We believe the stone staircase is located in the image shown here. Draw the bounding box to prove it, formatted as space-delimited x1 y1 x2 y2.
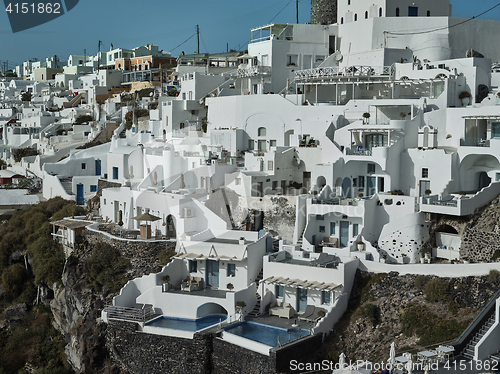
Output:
59 177 73 195
247 269 264 317
462 314 496 359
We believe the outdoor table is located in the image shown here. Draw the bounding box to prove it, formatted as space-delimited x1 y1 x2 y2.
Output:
395 356 408 363
417 350 437 364
436 346 454 361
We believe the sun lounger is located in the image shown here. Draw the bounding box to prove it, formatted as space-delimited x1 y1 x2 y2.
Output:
301 307 326 323
298 305 315 321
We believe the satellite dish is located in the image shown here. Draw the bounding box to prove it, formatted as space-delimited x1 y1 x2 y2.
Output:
333 51 344 65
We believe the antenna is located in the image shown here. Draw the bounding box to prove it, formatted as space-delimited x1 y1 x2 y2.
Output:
296 0 299 23
196 25 200 54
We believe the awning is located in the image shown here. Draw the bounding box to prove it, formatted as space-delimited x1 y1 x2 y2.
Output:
263 276 342 291
51 219 92 230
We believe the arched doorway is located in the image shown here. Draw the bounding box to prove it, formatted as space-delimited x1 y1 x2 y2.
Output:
342 177 352 198
316 176 326 191
166 214 176 238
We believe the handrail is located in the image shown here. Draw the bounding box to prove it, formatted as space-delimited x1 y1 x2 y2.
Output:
105 304 154 322
452 288 500 355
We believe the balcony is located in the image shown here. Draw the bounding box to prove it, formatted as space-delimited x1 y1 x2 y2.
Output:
233 66 271 78
295 65 394 82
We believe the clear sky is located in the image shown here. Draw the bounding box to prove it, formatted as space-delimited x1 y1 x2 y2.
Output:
1 0 500 70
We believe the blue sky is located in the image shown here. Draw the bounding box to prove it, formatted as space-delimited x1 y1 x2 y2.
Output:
1 0 500 70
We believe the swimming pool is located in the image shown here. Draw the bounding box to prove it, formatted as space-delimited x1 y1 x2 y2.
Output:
224 322 309 347
145 314 227 332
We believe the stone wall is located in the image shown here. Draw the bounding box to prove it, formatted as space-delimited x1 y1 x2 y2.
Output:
104 320 322 374
460 229 500 262
106 321 213 373
311 0 337 25
85 229 174 278
212 338 273 373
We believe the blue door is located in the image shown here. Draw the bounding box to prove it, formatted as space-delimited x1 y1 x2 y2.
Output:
340 221 349 248
408 6 418 16
297 288 308 313
95 160 101 175
76 184 84 205
206 260 219 288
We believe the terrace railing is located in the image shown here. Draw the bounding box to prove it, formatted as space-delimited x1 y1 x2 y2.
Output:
295 65 393 81
105 304 154 322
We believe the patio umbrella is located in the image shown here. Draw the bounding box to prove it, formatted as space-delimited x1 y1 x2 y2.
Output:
132 212 161 222
339 352 346 368
388 342 396 366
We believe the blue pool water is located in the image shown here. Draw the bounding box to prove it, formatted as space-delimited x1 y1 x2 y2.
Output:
225 322 309 347
145 314 227 332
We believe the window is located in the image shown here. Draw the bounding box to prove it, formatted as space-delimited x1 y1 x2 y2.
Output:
422 168 429 178
492 123 500 138
287 54 298 67
348 0 350 4
235 178 241 185
248 139 254 150
330 222 335 235
322 291 331 305
268 161 273 170
275 285 284 298
352 223 359 237
270 140 277 147
81 163 86 170
227 263 236 277
90 185 97 192
353 178 357 187
180 122 185 129
359 176 365 188
317 215 324 220
272 181 278 190
189 260 197 273
354 13 357 21
379 7 382 17
341 17 344 24
378 177 385 192
258 127 266 137
427 10 430 16
367 163 375 174
396 7 400 16
365 11 368 19
113 167 118 180
103 199 106 205
319 226 325 233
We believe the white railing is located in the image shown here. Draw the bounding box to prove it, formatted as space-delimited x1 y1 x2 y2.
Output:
232 66 272 78
104 304 154 322
295 65 394 81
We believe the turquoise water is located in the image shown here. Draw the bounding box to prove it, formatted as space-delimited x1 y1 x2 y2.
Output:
225 322 309 347
145 314 227 331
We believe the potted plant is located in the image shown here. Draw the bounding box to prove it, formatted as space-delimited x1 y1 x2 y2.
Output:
317 310 326 319
400 112 407 120
227 283 234 292
362 112 370 124
357 241 364 251
358 192 364 198
424 189 432 204
459 91 471 106
162 275 170 292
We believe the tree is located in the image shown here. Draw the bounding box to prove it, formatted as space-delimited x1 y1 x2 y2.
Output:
1 263 26 298
21 92 32 102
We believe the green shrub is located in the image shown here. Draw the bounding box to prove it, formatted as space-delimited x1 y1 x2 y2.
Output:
361 303 379 323
488 269 500 283
12 147 38 162
83 243 131 292
73 115 92 125
424 278 450 302
51 203 85 221
1 264 26 298
400 303 472 346
158 248 176 265
414 275 429 290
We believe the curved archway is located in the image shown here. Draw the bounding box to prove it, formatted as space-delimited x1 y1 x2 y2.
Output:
166 214 176 238
396 7 400 16
459 154 499 192
317 176 326 191
436 224 458 234
342 177 352 198
196 303 228 318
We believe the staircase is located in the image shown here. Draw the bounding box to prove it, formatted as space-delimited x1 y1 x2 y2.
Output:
59 177 73 195
247 269 264 317
462 314 496 359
